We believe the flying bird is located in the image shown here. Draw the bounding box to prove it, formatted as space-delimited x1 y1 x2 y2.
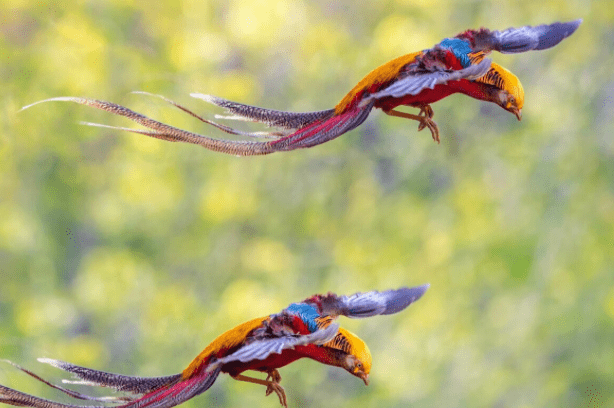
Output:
22 20 581 155
0 285 428 408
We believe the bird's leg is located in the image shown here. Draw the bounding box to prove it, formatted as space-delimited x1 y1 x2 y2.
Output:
420 105 434 118
232 374 287 408
265 369 282 396
384 108 440 144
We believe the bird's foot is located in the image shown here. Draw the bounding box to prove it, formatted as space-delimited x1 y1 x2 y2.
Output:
418 116 440 144
263 370 285 406
231 373 288 408
265 369 282 394
383 107 440 143
417 105 434 131
266 382 287 408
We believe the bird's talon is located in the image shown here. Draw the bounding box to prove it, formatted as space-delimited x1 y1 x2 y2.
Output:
431 125 441 144
422 118 440 143
265 383 287 408
263 370 284 405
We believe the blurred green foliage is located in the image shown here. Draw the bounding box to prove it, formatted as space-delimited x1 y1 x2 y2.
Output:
1 0 613 407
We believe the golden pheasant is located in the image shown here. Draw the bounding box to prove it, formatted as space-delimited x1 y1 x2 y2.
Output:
22 20 580 154
0 285 428 408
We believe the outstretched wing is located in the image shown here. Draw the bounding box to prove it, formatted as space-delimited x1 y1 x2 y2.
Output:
317 284 429 318
208 323 339 370
366 58 491 101
468 20 582 54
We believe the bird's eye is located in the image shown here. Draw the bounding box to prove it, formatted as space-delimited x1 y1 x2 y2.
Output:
509 96 516 104
357 362 362 368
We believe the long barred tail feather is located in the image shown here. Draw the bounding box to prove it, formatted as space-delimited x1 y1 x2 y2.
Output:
0 360 221 408
190 93 335 130
1 361 130 403
118 368 220 408
131 92 286 139
36 359 182 395
269 101 374 150
20 94 373 156
21 97 277 156
0 384 90 408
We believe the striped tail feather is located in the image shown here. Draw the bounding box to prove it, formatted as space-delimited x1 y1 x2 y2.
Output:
2 360 135 403
190 93 335 130
116 368 221 408
37 359 182 395
20 94 373 156
268 101 374 150
1 384 88 408
0 360 221 408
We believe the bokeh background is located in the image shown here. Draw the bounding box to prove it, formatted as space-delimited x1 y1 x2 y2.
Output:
1 1 613 407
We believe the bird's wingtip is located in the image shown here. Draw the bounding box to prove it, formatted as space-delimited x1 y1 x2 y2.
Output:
396 284 429 304
569 19 583 33
375 284 430 316
565 19 583 32
411 283 430 298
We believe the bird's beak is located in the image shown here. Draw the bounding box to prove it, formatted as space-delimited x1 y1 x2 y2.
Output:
513 108 522 121
359 373 369 386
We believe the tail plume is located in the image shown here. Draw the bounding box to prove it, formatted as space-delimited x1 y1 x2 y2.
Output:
37 359 181 395
20 93 374 156
116 368 220 408
1 384 84 408
0 360 220 408
191 94 335 130
270 101 373 150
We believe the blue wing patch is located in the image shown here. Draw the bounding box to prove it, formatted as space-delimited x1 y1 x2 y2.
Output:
438 38 473 68
285 303 320 332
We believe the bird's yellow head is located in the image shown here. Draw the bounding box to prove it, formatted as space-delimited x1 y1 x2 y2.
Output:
336 327 372 385
490 62 524 121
